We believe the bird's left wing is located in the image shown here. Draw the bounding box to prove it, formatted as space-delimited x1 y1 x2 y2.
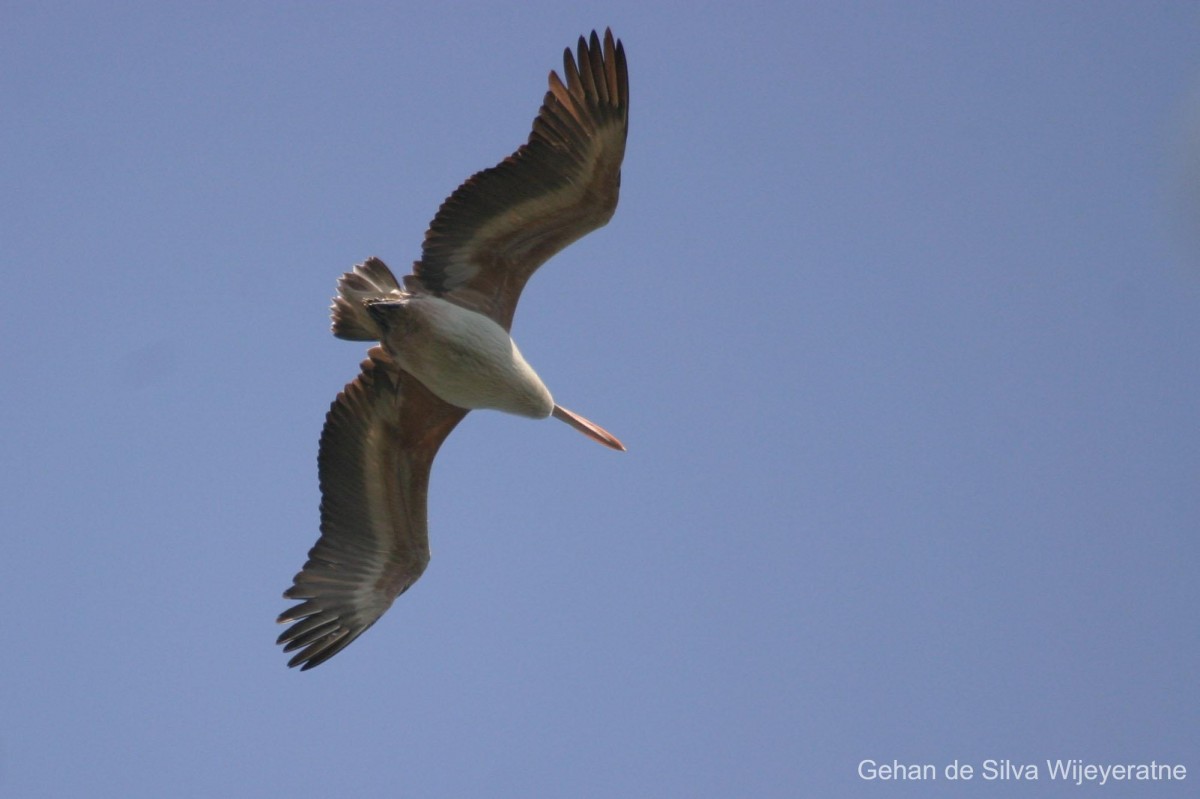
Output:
277 348 467 670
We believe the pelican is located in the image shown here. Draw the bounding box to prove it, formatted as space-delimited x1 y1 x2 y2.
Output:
277 30 629 669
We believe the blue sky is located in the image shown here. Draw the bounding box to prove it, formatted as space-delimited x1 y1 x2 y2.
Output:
3 3 1197 796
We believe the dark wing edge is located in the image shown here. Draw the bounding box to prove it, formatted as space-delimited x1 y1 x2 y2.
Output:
410 29 629 328
276 348 467 670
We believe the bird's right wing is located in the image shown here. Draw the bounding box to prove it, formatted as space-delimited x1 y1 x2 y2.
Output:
277 347 467 670
407 29 629 329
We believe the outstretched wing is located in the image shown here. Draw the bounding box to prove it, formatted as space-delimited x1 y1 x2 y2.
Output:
407 29 629 329
277 348 467 670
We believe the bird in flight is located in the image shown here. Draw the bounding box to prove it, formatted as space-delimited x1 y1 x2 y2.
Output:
277 29 630 670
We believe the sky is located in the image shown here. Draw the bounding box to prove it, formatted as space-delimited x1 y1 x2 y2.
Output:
2 2 1198 797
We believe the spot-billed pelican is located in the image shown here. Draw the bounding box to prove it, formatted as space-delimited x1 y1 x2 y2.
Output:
277 29 629 670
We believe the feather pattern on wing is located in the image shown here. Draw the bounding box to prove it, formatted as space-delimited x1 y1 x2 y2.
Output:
406 29 629 328
277 348 467 670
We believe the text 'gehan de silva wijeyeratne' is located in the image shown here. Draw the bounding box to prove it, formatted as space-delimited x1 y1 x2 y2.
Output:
857 758 1186 786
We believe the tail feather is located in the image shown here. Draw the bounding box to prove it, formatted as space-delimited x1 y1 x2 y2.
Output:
331 257 404 341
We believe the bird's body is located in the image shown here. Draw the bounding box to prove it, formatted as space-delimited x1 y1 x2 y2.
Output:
370 294 554 419
277 29 630 669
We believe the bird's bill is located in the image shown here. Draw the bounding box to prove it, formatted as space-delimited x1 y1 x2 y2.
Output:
552 405 626 451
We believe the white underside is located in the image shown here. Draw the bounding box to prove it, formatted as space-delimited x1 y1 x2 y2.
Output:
383 295 554 418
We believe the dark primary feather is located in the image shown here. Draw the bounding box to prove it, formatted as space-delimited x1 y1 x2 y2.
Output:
277 349 466 670
407 29 629 328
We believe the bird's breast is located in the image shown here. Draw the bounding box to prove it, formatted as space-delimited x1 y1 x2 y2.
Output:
382 296 554 418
